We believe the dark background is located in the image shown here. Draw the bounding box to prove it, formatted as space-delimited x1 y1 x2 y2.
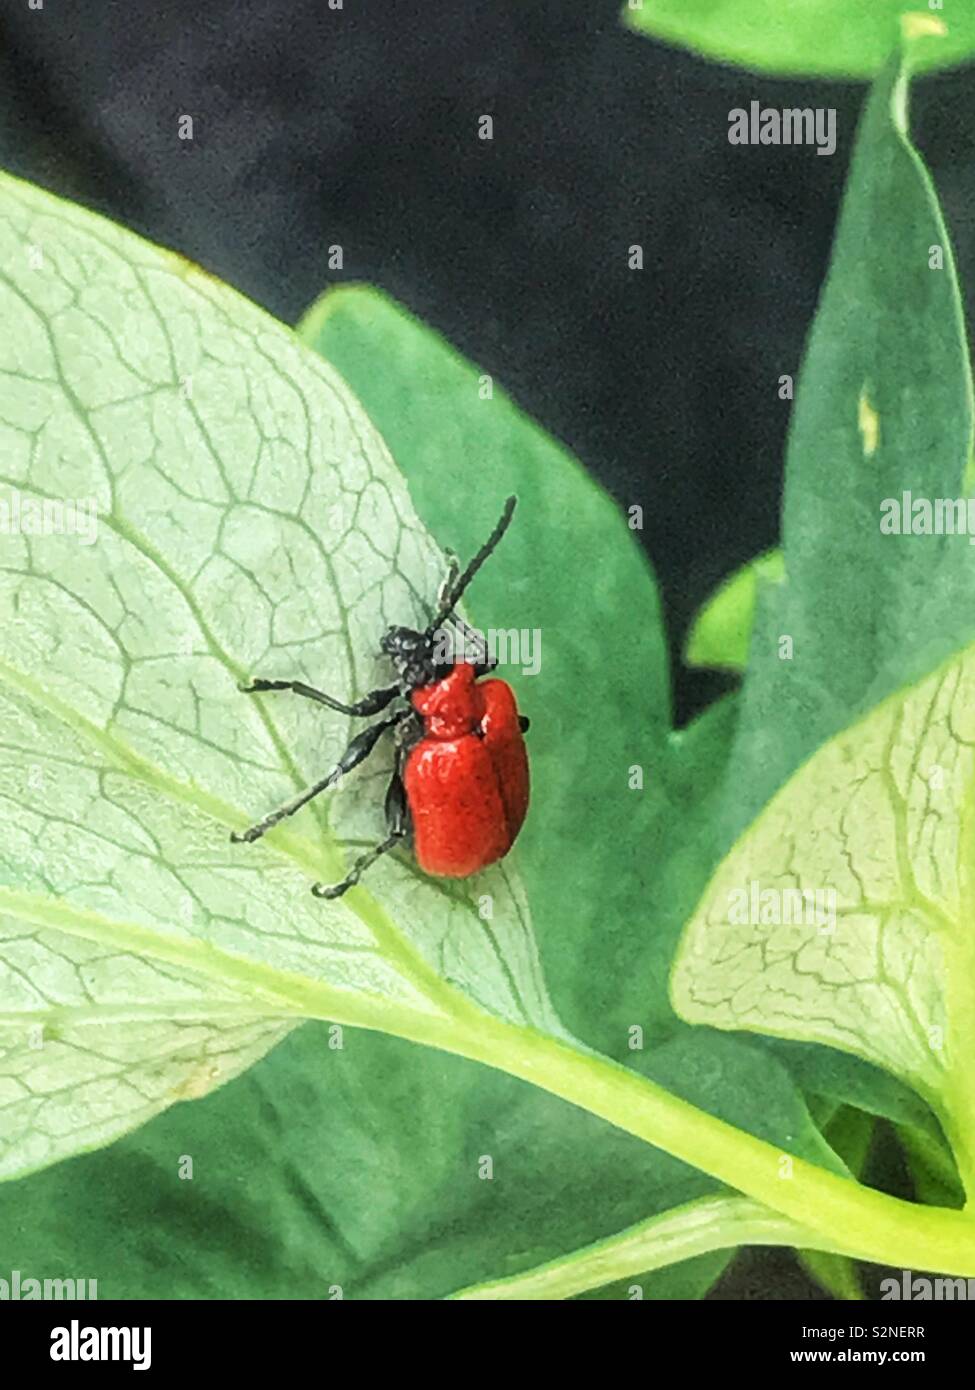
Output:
2 0 973 721
0 0 970 1298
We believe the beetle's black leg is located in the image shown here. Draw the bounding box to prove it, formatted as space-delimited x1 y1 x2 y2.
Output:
519 715 530 733
230 709 409 845
312 762 411 899
312 831 403 899
239 678 400 718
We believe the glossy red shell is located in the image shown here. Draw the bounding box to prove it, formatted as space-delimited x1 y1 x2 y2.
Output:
404 662 529 878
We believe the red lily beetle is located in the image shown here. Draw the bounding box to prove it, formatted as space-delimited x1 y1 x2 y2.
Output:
231 498 530 898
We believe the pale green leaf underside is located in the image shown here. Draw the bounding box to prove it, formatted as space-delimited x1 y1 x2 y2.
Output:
0 173 558 1179
673 644 975 1108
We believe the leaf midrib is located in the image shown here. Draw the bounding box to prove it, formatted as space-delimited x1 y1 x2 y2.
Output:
0 885 449 1035
0 654 461 1013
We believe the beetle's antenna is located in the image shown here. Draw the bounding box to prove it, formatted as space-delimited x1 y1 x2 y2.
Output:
427 496 516 634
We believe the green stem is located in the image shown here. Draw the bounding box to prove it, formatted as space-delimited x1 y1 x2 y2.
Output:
451 1194 856 1301
10 886 975 1276
389 1000 975 1278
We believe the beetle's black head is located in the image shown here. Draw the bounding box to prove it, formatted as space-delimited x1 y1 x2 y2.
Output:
380 625 442 689
382 498 518 691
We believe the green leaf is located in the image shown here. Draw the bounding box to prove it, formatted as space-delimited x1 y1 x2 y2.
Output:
685 550 784 673
797 1106 874 1299
719 43 974 844
673 641 975 1192
0 170 561 1180
898 1119 965 1208
763 1037 944 1138
798 1243 864 1301
681 42 975 1141
623 2 970 79
0 238 811 1301
682 50 975 1174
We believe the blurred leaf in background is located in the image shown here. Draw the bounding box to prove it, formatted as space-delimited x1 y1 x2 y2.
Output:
623 1 971 79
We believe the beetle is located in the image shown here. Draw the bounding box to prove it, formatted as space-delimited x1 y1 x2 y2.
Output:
230 497 529 899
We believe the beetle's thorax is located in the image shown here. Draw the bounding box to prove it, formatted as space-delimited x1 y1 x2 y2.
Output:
410 662 480 739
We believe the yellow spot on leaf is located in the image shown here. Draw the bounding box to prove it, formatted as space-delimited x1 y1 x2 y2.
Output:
160 246 222 287
172 1062 220 1101
858 390 880 458
900 13 948 42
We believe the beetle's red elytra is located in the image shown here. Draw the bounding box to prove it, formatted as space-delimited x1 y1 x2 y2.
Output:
407 661 529 878
230 498 530 898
